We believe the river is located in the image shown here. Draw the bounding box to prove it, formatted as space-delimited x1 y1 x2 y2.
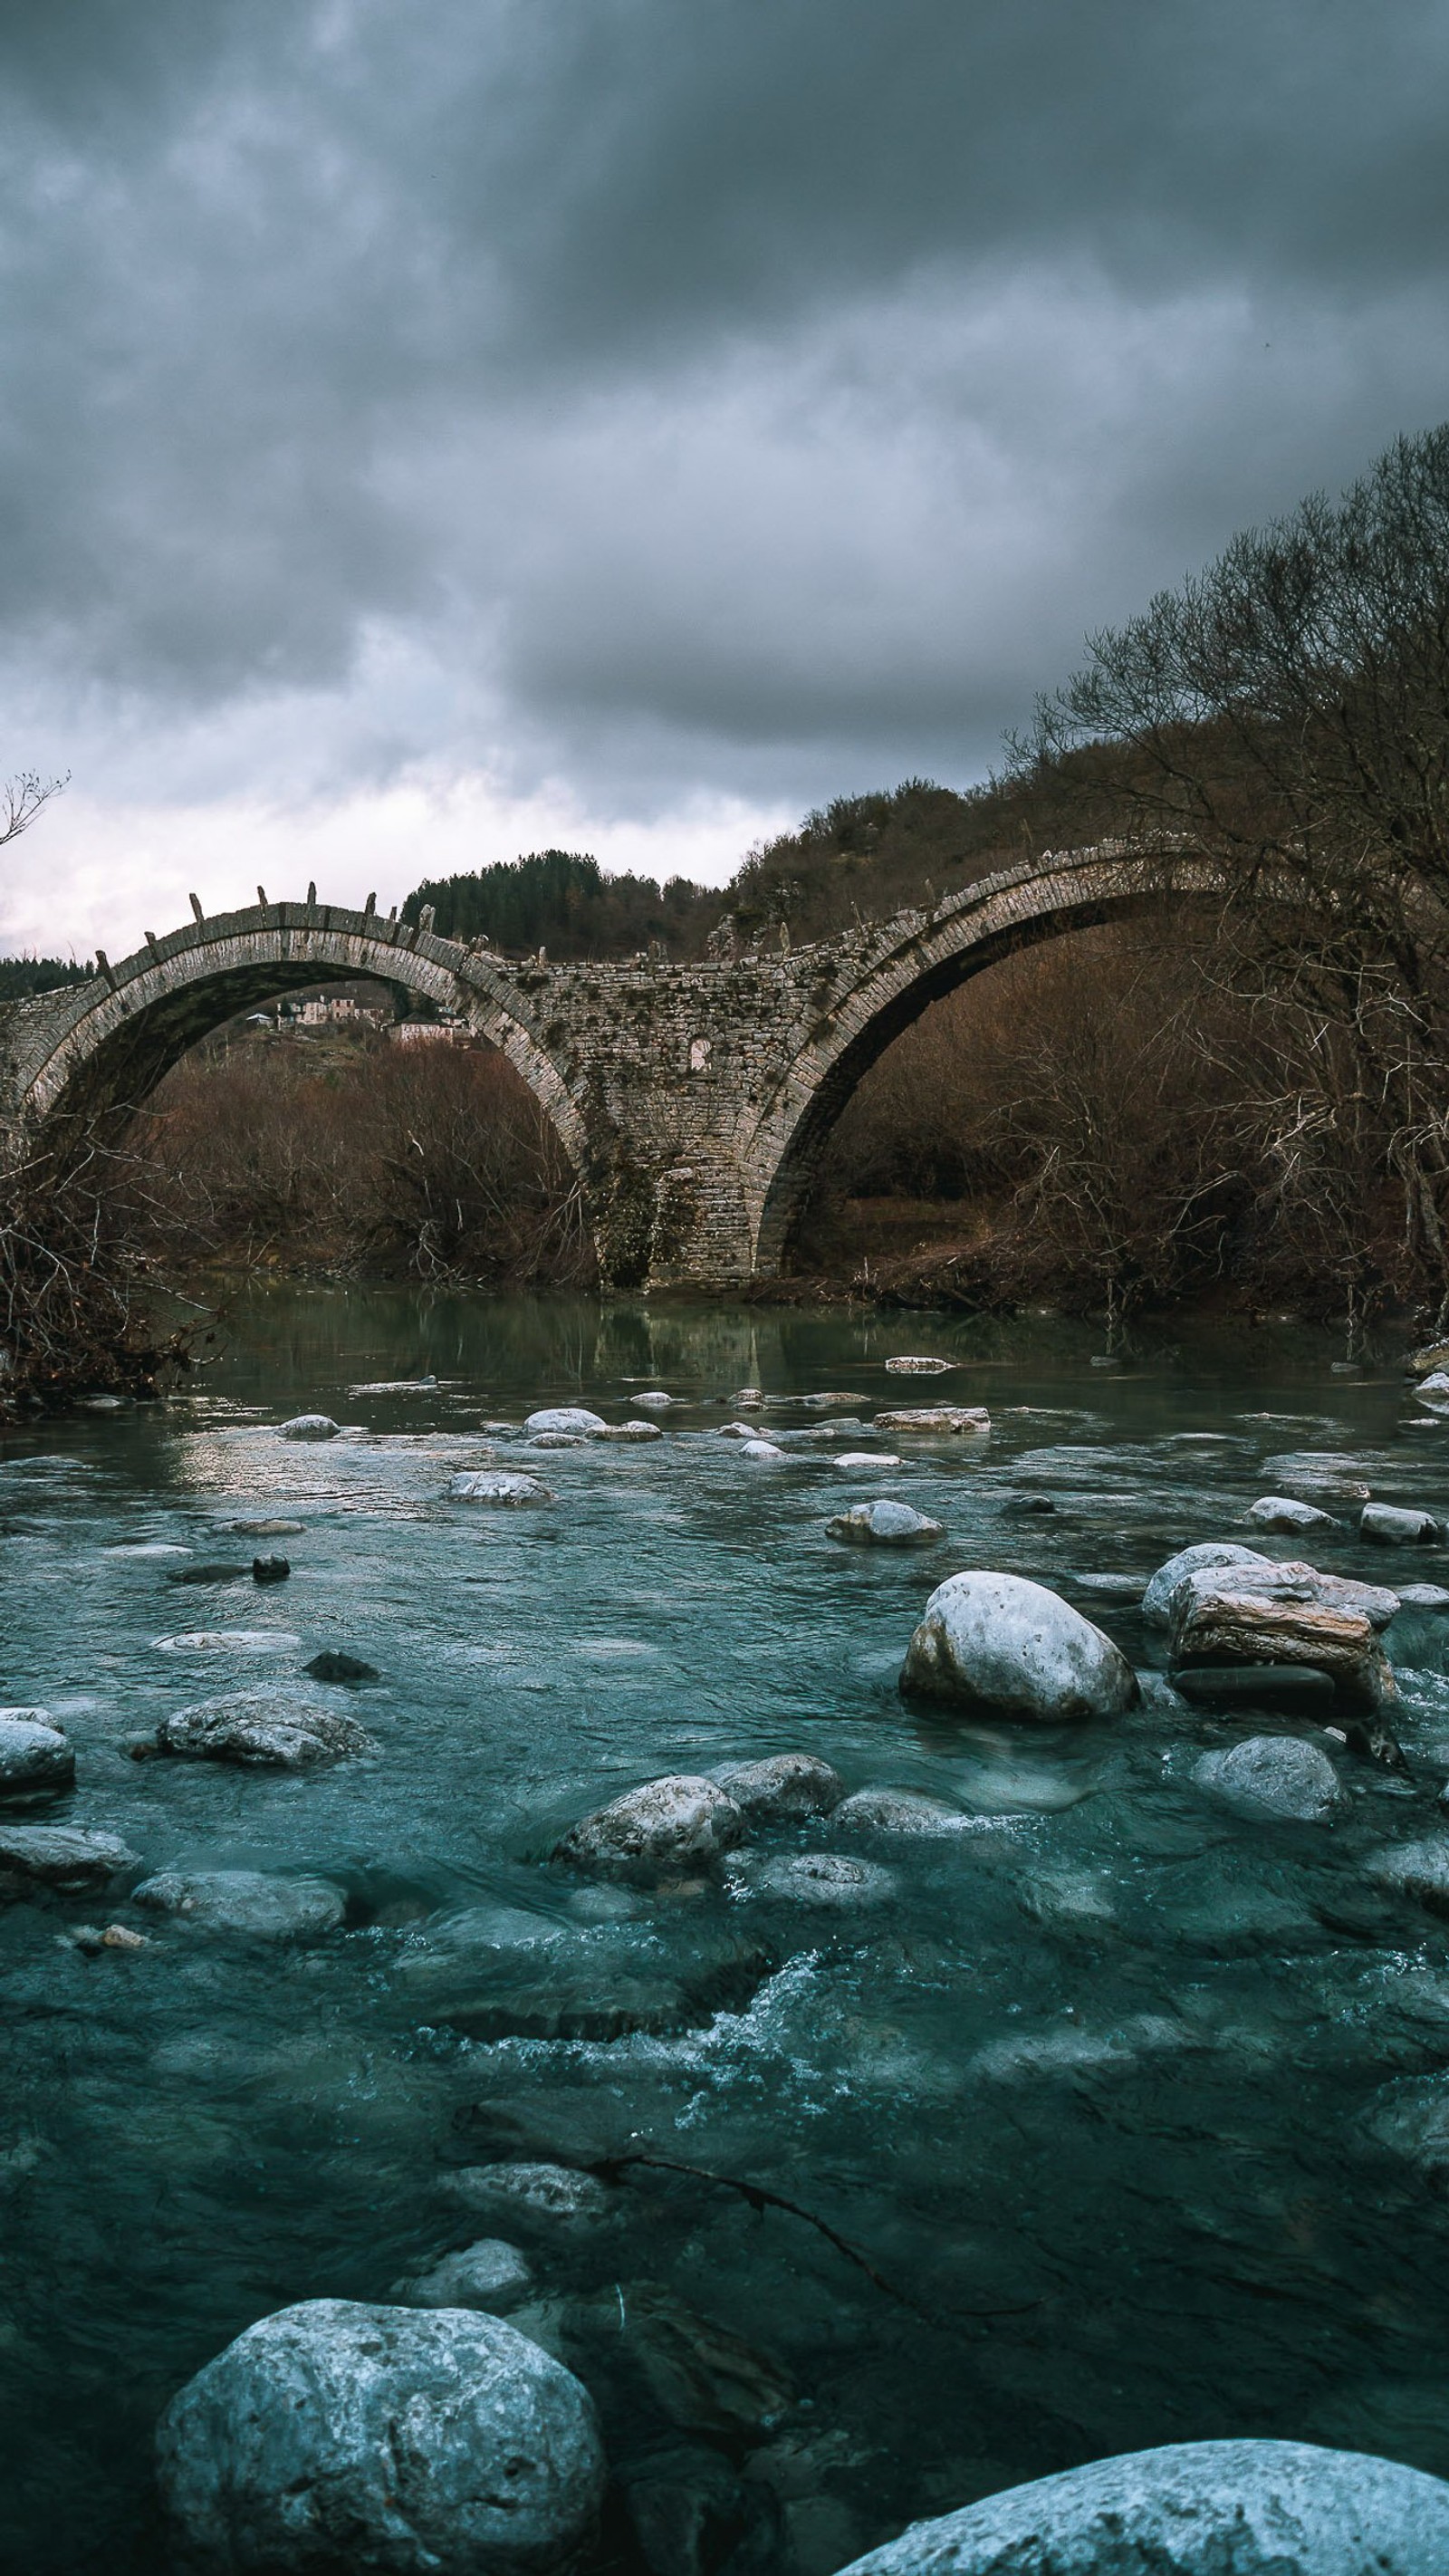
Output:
5 1285 1449 2572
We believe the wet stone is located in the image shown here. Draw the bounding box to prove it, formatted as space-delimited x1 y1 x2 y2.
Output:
303 1650 379 1684
523 1407 605 1436
439 2161 617 2228
1142 1543 1271 1628
718 1753 844 1821
553 1775 745 1881
231 1518 304 1537
564 2283 795 2443
749 1850 896 1908
449 1471 554 1504
834 2437 1449 2576
278 1414 340 1440
1365 1838 1449 1915
155 2298 607 2576
153 1691 375 1768
405 1911 773 2043
1192 1735 1346 1821
251 1554 290 1584
827 1500 944 1547
1362 1501 1442 1544
0 1713 73 1801
1243 1495 1337 1533
832 1788 975 1839
133 1870 346 1940
398 2239 533 2312
590 1419 664 1443
0 1824 140 1898
902 1571 1139 1724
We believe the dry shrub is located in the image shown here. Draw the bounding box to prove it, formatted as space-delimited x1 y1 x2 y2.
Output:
122 1035 594 1284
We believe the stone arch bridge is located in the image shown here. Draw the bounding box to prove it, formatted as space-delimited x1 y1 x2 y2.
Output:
0 844 1210 1291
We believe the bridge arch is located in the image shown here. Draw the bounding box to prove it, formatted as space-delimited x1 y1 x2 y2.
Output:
5 899 589 1177
744 845 1219 1275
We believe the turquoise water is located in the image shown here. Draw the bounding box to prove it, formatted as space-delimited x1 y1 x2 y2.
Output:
5 1288 1449 2571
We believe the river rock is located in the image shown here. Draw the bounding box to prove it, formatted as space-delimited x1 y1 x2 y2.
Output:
133 1870 346 1939
1365 1838 1449 1913
901 1571 1139 1723
827 1500 944 1547
832 1788 974 1838
1170 1564 1397 1709
523 1407 605 1436
564 2283 795 2442
885 1356 955 1374
1261 1451 1372 1499
1363 2076 1449 2185
553 1775 745 1880
0 1712 73 1800
1192 1735 1346 1821
739 1440 784 1460
751 1850 896 1906
0 1824 140 1898
590 1420 663 1443
440 2162 617 2227
398 2240 533 2313
718 1753 844 1821
1244 1495 1337 1533
873 1406 990 1436
449 1471 554 1504
252 1555 290 1585
278 1415 340 1440
154 1692 374 1768
155 2298 606 2576
304 1650 379 1683
529 1432 583 1449
1142 1542 1272 1627
1397 1584 1449 1610
232 1518 304 1537
832 2437 1449 2576
1362 1501 1441 1544
153 1629 302 1656
1415 1370 1449 1404
632 1390 673 1408
834 1450 904 1470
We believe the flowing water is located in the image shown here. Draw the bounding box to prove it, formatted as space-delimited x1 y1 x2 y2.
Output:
6 1287 1449 2572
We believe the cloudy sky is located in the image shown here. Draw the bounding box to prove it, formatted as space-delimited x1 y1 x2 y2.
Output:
3 0 1448 956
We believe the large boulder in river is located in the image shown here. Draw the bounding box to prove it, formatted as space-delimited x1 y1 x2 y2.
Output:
278 1414 340 1440
1243 1495 1337 1534
873 1406 989 1437
1169 1563 1396 1711
523 1407 605 1437
154 1693 374 1769
901 1572 1138 1724
832 2437 1449 2576
156 2298 606 2576
1142 1542 1271 1628
0 1711 73 1800
553 1774 745 1881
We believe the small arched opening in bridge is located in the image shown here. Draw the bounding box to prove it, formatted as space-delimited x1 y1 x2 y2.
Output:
8 903 594 1280
748 861 1214 1280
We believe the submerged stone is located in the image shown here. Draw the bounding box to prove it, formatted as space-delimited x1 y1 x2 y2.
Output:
833 2437 1449 2576
564 2283 795 2441
1192 1734 1345 1822
750 1850 895 1907
440 2162 617 2227
1365 1838 1449 1914
902 1571 1138 1724
398 2239 533 2313
739 1440 785 1460
832 1788 975 1838
155 2299 606 2576
133 1870 345 1940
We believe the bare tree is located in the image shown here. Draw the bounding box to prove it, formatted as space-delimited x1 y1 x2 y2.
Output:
1014 423 1449 1317
1 768 67 849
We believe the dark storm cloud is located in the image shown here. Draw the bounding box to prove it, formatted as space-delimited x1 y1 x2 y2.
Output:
3 0 1449 803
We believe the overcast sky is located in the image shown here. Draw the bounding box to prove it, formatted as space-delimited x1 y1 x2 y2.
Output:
4 0 1449 956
